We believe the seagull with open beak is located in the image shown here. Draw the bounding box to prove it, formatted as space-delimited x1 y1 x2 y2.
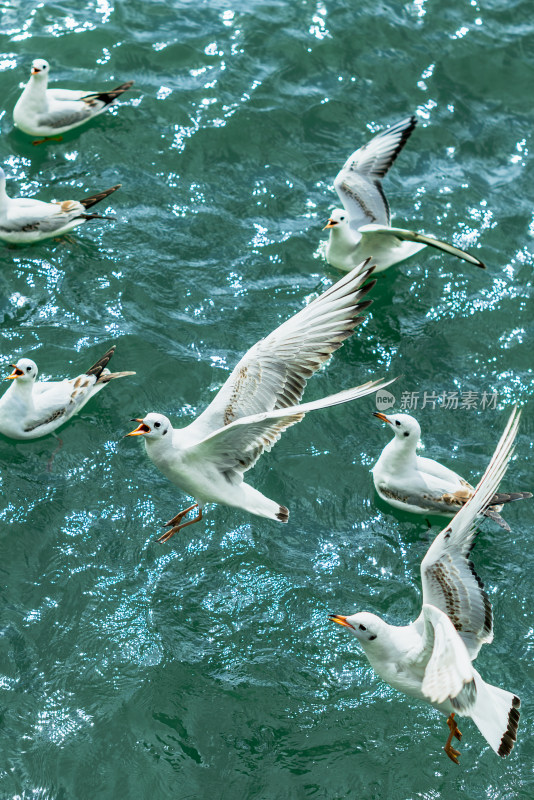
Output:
329 408 523 764
127 261 395 542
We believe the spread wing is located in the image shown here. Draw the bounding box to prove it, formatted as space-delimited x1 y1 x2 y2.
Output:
418 604 476 711
333 116 417 232
418 407 522 659
188 381 393 480
359 224 486 268
186 262 377 442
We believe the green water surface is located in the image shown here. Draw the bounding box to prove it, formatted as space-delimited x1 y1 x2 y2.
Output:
0 1 532 798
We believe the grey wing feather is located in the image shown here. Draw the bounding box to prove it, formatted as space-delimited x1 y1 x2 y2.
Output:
334 116 417 232
187 263 377 441
419 604 476 710
419 407 522 658
37 107 92 129
191 380 392 479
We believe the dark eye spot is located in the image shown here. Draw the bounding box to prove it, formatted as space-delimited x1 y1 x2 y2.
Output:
359 624 366 631
154 422 161 429
395 420 400 426
404 431 409 437
26 366 31 372
369 634 377 641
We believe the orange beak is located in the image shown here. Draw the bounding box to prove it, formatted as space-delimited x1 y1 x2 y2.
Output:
323 218 337 230
373 412 392 424
7 365 23 379
127 419 150 436
328 614 355 630
31 67 41 75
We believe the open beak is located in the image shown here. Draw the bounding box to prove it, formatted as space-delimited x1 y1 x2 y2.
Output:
373 412 392 424
6 365 23 379
31 67 41 75
127 419 150 436
328 614 355 630
323 218 337 230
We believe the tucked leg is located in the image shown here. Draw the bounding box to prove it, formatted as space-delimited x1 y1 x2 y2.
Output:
164 504 198 527
157 506 202 543
444 713 462 764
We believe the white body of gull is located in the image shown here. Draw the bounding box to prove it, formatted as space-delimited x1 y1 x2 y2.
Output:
331 407 523 762
0 345 135 440
0 168 120 243
13 59 133 141
128 263 393 542
372 412 531 530
324 116 485 273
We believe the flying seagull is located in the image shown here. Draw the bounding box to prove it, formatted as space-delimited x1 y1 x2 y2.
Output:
13 58 134 143
128 262 393 541
330 407 523 763
372 411 531 529
324 116 485 273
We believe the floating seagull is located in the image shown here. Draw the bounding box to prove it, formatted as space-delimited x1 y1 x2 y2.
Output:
372 412 531 529
330 407 523 763
0 345 135 439
13 58 134 143
128 262 393 542
324 116 485 273
0 168 120 243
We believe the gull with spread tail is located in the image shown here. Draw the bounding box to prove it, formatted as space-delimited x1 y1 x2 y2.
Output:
0 168 120 243
372 411 531 530
13 59 133 143
324 116 485 273
330 407 523 763
0 345 135 439
128 263 393 541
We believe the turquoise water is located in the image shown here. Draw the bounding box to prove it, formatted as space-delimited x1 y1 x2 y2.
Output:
0 1 533 798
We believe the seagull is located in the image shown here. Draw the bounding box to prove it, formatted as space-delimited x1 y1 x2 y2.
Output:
13 58 134 143
0 345 135 440
372 411 531 530
330 407 523 763
128 262 394 542
0 168 120 243
324 115 485 274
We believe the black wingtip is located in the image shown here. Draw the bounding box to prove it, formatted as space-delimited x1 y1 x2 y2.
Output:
498 696 520 757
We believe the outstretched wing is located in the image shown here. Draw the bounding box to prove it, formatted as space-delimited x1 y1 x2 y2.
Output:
418 604 476 711
186 263 377 442
334 116 417 232
359 224 485 268
419 407 522 659
189 381 393 479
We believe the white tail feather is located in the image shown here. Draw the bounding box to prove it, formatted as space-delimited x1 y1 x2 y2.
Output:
471 671 520 756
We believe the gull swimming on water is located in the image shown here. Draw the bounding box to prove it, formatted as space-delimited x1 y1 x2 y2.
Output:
128 262 394 542
0 168 120 243
324 116 485 273
13 59 134 143
330 407 523 763
372 411 531 529
0 345 135 440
